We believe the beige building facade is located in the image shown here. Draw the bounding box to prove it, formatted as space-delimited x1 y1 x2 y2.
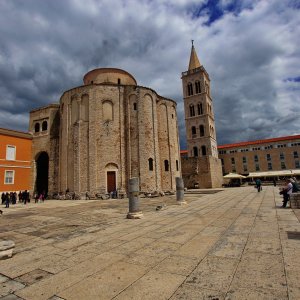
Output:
29 68 181 198
181 44 223 188
218 135 300 175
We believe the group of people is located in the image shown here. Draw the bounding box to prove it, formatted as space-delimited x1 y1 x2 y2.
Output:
1 190 30 208
255 177 299 208
280 177 299 208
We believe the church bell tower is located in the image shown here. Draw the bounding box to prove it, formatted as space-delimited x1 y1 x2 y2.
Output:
181 41 223 188
182 41 218 158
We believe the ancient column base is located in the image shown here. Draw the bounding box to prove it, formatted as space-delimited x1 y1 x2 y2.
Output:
127 211 144 219
177 200 188 206
0 240 15 260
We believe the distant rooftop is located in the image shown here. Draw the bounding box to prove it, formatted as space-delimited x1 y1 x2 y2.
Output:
218 134 300 149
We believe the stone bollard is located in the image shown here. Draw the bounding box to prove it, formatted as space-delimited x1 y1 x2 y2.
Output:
0 240 15 260
176 177 187 205
127 177 144 219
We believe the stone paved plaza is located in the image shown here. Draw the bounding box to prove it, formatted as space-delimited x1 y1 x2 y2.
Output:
0 186 300 300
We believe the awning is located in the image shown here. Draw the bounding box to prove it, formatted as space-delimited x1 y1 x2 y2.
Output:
247 169 300 178
223 173 247 179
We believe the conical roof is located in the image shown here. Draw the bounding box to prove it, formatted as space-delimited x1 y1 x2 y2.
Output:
188 43 201 70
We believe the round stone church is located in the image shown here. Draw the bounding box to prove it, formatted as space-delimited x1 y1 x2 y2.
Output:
29 67 181 198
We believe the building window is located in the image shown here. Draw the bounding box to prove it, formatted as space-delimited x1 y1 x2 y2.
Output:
6 146 16 161
195 81 201 94
164 160 169 171
4 170 14 184
187 83 193 96
176 160 179 171
266 154 271 161
118 78 121 84
255 164 260 171
231 157 235 164
34 123 40 133
42 121 48 131
191 126 196 137
242 157 247 163
294 151 299 159
199 125 205 137
295 161 300 169
281 162 286 169
243 164 248 172
268 162 272 170
201 146 207 156
280 153 285 160
197 103 203 115
193 147 198 157
254 155 259 162
133 103 137 110
148 158 153 171
189 105 195 117
232 167 236 173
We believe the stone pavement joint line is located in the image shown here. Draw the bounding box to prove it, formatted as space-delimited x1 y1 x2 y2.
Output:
0 186 299 299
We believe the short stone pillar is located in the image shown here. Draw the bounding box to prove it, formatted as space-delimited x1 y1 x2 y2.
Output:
176 177 187 205
127 177 144 219
0 240 15 259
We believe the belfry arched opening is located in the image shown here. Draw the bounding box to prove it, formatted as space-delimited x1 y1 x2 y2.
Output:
35 152 49 196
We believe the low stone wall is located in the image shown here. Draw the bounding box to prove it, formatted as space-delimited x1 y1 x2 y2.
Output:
290 192 300 209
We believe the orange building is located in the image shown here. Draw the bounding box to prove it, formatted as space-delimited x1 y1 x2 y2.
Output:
0 128 32 193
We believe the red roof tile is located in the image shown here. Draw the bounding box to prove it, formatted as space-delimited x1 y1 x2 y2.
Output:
217 135 300 149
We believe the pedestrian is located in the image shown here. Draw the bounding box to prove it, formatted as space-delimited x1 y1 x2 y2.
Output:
18 191 22 203
255 178 262 192
22 190 28 205
273 178 277 187
1 192 5 204
5 193 10 208
280 179 293 208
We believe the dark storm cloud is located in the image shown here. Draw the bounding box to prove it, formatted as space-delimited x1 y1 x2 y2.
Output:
0 0 299 148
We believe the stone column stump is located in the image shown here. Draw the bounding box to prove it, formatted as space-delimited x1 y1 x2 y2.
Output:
127 177 144 219
0 240 15 259
176 177 187 205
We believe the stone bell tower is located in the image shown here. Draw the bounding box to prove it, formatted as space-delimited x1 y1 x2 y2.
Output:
181 41 223 188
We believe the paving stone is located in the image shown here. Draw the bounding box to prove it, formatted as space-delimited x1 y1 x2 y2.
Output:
58 261 148 299
225 287 288 299
0 280 25 297
113 269 185 300
170 285 225 300
154 255 198 276
15 269 53 285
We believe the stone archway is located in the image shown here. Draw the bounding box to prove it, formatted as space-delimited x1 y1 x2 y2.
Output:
35 152 49 196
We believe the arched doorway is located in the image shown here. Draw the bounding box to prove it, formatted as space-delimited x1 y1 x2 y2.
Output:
35 152 49 196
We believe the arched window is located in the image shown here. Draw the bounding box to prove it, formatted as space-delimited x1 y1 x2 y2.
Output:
201 146 207 156
199 125 205 137
195 81 201 94
197 103 203 115
189 105 195 117
164 160 169 171
148 158 153 171
193 147 198 157
133 103 137 110
187 83 193 96
42 121 48 131
34 123 40 133
176 160 179 171
103 101 113 121
191 126 196 136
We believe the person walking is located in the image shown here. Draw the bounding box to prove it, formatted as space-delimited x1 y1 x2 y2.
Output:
255 178 262 192
281 179 293 208
5 193 10 208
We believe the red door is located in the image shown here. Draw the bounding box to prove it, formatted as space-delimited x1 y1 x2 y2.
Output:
107 171 116 193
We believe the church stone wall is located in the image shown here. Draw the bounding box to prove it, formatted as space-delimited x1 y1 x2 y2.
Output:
30 68 180 197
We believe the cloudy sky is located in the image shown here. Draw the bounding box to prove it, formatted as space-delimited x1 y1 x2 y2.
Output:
0 0 299 149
